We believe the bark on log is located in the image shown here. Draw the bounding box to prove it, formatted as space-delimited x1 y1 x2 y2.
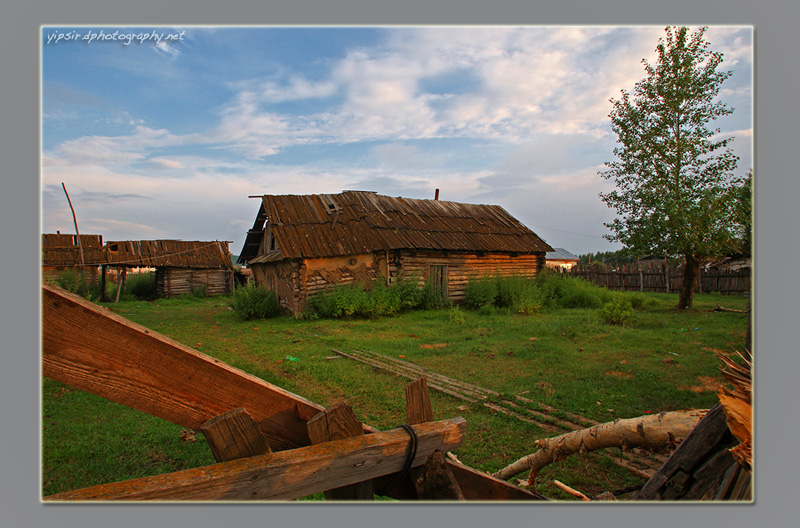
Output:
492 410 708 483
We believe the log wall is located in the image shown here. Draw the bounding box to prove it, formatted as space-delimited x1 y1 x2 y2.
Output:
251 250 545 314
156 268 234 298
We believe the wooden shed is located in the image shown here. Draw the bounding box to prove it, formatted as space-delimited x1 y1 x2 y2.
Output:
104 240 235 298
41 233 105 281
545 248 580 271
238 191 553 314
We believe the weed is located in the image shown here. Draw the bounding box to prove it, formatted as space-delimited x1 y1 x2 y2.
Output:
599 297 635 325
230 283 280 320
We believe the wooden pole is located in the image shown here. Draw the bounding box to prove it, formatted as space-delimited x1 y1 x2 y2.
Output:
61 183 85 271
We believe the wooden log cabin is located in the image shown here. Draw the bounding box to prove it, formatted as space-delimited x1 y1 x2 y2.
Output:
238 191 553 314
104 240 235 298
41 233 105 282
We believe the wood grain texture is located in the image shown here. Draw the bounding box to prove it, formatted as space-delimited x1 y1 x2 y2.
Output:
307 403 373 500
42 283 324 450
44 418 466 502
200 408 272 462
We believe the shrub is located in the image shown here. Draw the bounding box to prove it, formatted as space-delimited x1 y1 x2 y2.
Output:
448 307 466 325
231 283 281 320
599 297 634 325
48 269 105 301
304 275 447 319
464 276 498 309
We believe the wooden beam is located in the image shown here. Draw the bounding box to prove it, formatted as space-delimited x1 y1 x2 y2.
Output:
307 403 374 500
41 283 325 451
200 408 272 463
405 377 433 425
44 418 466 502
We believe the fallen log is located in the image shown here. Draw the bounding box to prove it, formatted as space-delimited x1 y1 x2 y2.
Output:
493 409 707 483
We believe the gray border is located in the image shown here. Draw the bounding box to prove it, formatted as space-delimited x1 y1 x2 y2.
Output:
5 0 795 527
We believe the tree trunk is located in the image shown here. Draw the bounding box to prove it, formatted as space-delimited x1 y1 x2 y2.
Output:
492 410 707 483
677 253 700 309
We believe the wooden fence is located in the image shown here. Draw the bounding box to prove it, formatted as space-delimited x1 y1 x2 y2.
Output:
566 262 751 296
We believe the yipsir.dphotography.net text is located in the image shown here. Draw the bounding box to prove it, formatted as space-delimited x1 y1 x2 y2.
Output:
45 28 186 46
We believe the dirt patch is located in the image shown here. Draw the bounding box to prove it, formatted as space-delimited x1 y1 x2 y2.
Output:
604 370 634 379
679 375 725 393
420 343 448 349
535 381 556 396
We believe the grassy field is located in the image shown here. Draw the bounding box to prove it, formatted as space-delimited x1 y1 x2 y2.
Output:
41 286 750 501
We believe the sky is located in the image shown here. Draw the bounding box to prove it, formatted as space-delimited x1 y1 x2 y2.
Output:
40 25 753 257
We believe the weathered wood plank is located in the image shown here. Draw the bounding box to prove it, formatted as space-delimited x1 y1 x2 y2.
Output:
41 283 325 451
307 403 374 500
200 408 272 462
44 418 466 502
445 461 547 501
405 377 433 425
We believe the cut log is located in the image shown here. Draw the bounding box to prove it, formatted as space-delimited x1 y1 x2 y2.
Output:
492 409 707 483
44 417 466 501
200 408 272 462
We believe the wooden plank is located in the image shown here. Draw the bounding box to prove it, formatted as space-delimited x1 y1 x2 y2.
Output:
44 418 466 502
307 403 374 500
200 408 272 463
405 377 433 425
41 283 325 451
445 461 546 501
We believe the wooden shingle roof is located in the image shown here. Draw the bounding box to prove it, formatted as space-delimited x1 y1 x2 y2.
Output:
103 240 232 269
42 234 105 267
241 191 552 263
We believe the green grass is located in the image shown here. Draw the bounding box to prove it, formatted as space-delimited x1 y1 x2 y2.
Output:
41 289 750 500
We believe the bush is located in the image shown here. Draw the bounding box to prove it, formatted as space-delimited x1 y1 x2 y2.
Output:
535 270 613 309
304 276 447 319
47 269 106 302
465 275 543 315
599 297 634 325
231 283 281 320
464 276 498 309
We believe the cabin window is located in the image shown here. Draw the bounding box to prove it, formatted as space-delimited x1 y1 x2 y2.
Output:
270 234 276 251
430 265 448 298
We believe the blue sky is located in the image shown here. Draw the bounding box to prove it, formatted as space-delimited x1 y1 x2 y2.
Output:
41 25 753 256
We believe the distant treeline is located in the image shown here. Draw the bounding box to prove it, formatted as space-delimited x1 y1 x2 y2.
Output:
577 249 657 265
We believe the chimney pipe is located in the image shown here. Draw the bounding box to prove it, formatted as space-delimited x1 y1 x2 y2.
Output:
434 188 440 200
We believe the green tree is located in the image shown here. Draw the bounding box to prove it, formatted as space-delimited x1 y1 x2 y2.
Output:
599 26 745 309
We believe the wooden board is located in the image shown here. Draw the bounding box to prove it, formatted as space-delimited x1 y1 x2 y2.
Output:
42 283 326 450
44 418 466 501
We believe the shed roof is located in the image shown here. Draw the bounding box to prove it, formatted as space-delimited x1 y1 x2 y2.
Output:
546 248 580 261
103 240 233 269
240 191 552 263
42 233 105 267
